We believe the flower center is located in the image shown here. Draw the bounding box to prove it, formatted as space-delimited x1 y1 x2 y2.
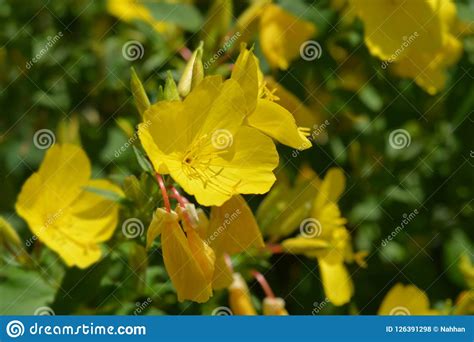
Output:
181 135 240 196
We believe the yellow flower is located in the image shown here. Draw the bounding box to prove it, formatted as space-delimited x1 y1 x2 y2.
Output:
282 168 355 306
352 0 463 94
138 75 278 206
15 144 122 269
229 272 257 315
231 47 312 150
378 283 440 315
263 297 289 315
259 4 316 70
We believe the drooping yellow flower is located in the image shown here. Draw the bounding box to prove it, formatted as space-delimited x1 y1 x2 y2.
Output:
352 0 463 94
229 272 257 315
259 4 316 70
207 195 265 289
282 168 355 306
231 47 312 150
378 283 440 315
138 75 279 206
15 144 122 269
263 297 289 315
147 207 216 303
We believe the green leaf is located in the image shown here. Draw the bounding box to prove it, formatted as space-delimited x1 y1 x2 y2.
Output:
131 67 150 117
144 3 203 32
133 146 154 173
0 266 56 315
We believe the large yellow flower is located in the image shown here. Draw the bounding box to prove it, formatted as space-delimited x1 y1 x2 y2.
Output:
231 47 312 150
138 76 279 206
15 144 122 269
282 168 355 306
378 283 440 315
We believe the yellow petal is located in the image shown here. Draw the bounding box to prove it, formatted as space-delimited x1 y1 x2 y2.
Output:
208 195 264 255
378 283 438 315
18 144 91 218
351 0 444 61
231 46 259 114
282 237 330 257
247 99 312 150
265 77 326 130
318 258 353 306
229 273 257 315
212 255 233 290
161 211 213 303
312 167 346 216
146 208 168 249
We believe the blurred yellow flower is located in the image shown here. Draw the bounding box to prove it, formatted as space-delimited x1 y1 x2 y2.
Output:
15 144 122 268
107 0 176 35
378 283 440 315
282 168 355 306
236 2 316 70
259 4 316 70
263 297 289 315
231 47 312 150
352 0 463 94
138 76 278 206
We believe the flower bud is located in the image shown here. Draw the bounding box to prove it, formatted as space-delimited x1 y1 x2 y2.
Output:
178 42 204 97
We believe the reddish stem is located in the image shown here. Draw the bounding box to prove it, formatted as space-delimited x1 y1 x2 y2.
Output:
179 46 192 61
266 243 284 254
169 186 194 228
251 270 275 299
155 173 171 213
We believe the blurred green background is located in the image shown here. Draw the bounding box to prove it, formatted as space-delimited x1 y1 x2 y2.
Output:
0 0 473 315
